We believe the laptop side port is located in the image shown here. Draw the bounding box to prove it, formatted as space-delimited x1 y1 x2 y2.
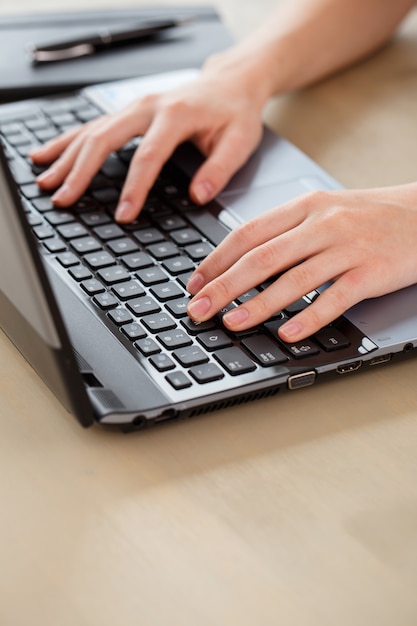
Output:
153 409 178 426
369 354 392 366
336 360 362 374
288 371 316 390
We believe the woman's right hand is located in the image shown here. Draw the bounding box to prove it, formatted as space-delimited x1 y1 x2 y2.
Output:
30 53 269 222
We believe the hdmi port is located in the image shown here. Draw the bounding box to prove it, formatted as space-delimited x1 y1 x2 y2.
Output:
336 360 362 374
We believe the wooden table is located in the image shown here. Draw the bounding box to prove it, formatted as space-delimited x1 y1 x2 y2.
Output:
1 2 417 625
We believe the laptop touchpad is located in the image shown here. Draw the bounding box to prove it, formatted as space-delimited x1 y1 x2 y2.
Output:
219 177 328 223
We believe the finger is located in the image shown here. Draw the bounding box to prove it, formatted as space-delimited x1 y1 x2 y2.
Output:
186 195 313 295
278 267 369 341
46 106 152 206
219 247 352 332
29 124 84 163
189 122 262 204
187 217 337 324
114 108 200 222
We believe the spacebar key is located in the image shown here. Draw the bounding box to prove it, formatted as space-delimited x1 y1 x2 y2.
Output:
186 209 230 246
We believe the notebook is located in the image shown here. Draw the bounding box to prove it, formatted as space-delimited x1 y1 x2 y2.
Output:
0 6 232 102
1 69 416 431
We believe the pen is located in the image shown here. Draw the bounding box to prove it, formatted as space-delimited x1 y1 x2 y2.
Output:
28 17 194 64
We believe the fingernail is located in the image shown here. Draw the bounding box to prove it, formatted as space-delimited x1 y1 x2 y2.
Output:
187 296 211 320
223 307 250 327
279 320 303 340
193 180 214 204
51 184 71 204
187 272 205 294
36 168 56 184
115 201 134 223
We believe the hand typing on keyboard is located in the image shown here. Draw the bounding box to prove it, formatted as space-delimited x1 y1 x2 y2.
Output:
30 55 266 223
186 184 417 342
30 0 417 343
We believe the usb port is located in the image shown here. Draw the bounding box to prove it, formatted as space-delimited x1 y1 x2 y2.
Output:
369 354 392 366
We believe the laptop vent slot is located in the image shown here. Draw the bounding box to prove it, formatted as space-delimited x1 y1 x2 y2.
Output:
186 387 280 419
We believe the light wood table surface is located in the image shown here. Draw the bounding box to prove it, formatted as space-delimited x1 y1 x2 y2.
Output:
1 2 417 625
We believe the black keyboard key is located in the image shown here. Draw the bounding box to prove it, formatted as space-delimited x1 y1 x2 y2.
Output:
84 250 115 269
150 281 184 302
112 280 145 300
32 197 54 212
141 312 177 333
121 322 147 341
93 291 118 310
107 308 134 326
68 265 92 282
214 347 257 375
44 210 75 226
33 224 54 239
21 183 44 199
285 297 310 315
43 237 67 253
126 296 160 316
284 339 320 360
80 211 111 227
136 266 169 286
96 265 130 285
70 236 102 255
165 297 190 318
56 251 79 267
147 241 178 260
81 278 105 295
159 215 187 231
186 208 230 246
157 329 193 350
57 223 88 240
93 223 125 241
180 317 217 335
197 330 233 351
107 238 139 256
184 241 214 261
135 337 161 356
162 255 195 276
170 227 202 245
236 289 259 304
9 159 35 185
241 335 288 366
133 227 165 245
149 353 176 372
189 362 224 384
121 251 154 270
313 327 350 351
165 371 192 390
173 346 208 367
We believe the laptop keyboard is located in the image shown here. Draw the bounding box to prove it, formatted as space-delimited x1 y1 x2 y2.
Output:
0 94 370 393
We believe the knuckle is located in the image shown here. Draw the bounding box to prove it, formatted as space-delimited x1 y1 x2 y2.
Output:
137 141 159 165
251 243 277 272
233 219 258 246
288 263 313 292
211 275 235 303
325 285 350 314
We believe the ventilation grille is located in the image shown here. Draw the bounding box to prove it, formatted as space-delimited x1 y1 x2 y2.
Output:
185 387 280 419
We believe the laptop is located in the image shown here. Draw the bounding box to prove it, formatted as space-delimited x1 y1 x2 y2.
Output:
1 69 416 431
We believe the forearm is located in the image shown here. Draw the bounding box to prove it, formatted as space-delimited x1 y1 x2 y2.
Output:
205 0 416 106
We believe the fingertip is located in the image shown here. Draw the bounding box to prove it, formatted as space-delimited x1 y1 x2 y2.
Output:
114 200 137 223
278 319 304 342
190 180 215 205
51 184 73 206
